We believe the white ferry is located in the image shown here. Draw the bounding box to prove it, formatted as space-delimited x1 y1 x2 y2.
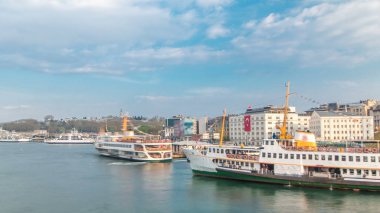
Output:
94 116 172 162
45 129 94 144
184 82 380 191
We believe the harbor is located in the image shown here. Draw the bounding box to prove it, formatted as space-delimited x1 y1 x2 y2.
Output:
1 142 380 213
1 0 380 212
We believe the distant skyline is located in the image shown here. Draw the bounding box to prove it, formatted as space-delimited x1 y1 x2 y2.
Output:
1 0 380 122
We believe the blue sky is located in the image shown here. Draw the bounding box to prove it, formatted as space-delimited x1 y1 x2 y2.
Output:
1 0 380 121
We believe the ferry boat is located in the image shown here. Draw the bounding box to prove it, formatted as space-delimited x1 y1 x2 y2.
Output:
94 116 172 162
45 129 94 144
184 82 380 191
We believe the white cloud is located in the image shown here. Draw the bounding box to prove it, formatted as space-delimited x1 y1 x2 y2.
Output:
243 20 256 29
2 105 30 110
206 24 230 39
195 0 233 8
137 95 176 102
0 1 196 47
124 46 226 63
0 0 202 75
233 0 380 67
325 80 359 89
187 87 230 96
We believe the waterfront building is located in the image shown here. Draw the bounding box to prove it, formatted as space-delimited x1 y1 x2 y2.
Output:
198 117 208 135
370 105 380 131
306 99 378 117
229 106 310 145
309 111 374 141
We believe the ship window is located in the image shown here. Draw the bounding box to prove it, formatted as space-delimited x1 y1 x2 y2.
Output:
372 170 377 176
245 162 249 167
342 169 347 174
265 141 269 145
268 153 272 158
364 170 369 175
270 141 274 145
341 156 346 161
250 163 254 167
285 154 288 159
213 148 215 153
279 154 283 159
371 156 375 162
349 156 353 162
290 154 294 159
334 155 339 161
363 156 368 162
349 169 354 175
357 170 362 175
221 149 224 154
302 154 306 160
296 154 300 159
217 149 220 154
273 153 277 158
321 155 325 160
209 148 211 152
308 154 313 160
315 155 319 160
356 156 360 162
328 155 332 161
262 152 266 158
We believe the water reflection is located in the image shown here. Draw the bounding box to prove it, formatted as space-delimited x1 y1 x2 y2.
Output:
1 144 380 213
189 174 380 213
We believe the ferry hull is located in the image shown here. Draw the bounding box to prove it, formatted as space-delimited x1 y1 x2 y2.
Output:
192 169 380 192
97 152 172 163
46 142 93 144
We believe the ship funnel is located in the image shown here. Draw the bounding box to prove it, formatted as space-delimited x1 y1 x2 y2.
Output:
294 131 316 148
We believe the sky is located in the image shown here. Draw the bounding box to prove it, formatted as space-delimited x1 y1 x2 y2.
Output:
1 0 380 121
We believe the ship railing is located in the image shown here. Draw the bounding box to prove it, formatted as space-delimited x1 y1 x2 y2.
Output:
280 145 380 154
145 148 172 151
141 140 172 143
226 154 259 161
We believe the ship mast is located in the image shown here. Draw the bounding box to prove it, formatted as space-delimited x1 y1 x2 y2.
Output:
277 81 292 139
122 115 128 133
219 108 227 147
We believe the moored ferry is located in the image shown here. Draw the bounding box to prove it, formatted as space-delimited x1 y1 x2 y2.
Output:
94 116 172 162
45 129 94 144
184 82 380 191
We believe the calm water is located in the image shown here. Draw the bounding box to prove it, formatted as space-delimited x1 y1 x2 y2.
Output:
0 143 379 213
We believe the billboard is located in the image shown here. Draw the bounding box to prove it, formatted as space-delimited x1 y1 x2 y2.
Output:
183 119 195 136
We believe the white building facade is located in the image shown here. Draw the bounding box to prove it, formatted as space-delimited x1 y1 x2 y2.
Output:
310 111 374 141
229 106 310 145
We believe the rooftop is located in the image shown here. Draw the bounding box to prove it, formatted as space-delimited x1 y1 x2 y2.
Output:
315 111 363 117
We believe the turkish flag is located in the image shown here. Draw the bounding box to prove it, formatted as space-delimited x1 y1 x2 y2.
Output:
244 115 251 132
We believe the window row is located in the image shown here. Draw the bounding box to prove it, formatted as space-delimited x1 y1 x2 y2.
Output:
262 152 380 163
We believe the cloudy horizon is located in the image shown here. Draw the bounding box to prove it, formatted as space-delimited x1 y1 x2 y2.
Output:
1 0 379 122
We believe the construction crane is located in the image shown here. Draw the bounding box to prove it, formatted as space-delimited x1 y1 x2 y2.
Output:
276 81 293 140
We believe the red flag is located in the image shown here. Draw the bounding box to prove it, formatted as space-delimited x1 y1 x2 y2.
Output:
244 115 251 132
